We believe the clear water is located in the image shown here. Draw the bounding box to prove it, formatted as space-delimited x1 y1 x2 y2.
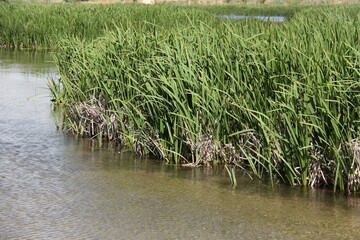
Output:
1 50 360 240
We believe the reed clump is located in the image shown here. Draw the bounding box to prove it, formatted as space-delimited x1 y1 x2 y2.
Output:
38 4 360 192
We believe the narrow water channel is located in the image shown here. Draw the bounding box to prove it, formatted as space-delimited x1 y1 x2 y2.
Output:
1 50 360 240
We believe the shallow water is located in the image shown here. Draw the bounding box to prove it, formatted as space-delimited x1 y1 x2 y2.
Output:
1 50 360 240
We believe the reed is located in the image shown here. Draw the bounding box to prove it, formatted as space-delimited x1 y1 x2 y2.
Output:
4 3 357 192
50 4 360 192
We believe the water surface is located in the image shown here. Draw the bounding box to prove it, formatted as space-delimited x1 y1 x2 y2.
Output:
1 50 360 240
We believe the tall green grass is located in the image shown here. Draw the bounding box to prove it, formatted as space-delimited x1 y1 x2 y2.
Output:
0 3 306 49
2 3 359 191
49 5 360 192
0 3 202 48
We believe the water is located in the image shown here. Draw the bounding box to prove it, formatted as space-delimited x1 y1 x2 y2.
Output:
1 50 360 240
217 15 286 22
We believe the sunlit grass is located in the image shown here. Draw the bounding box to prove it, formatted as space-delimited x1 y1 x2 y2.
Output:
2 3 359 192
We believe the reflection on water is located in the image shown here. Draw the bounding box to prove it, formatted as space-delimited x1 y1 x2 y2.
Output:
1 50 360 240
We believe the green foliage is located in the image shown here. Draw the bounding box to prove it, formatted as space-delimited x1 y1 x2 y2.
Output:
3 3 359 192
0 3 307 49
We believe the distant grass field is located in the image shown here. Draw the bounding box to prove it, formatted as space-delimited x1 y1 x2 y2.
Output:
0 3 306 49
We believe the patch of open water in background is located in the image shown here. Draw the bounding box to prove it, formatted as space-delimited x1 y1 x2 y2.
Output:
1 50 360 239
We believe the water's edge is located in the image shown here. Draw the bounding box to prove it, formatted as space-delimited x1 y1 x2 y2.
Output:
1 50 360 239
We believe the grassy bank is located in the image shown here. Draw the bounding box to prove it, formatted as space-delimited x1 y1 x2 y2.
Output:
2 3 360 192
48 4 360 192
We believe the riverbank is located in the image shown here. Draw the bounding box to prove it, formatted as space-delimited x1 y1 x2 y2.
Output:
1 3 360 192
51 4 360 192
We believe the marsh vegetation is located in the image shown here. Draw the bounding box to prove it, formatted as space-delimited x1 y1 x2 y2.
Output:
1 3 360 192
